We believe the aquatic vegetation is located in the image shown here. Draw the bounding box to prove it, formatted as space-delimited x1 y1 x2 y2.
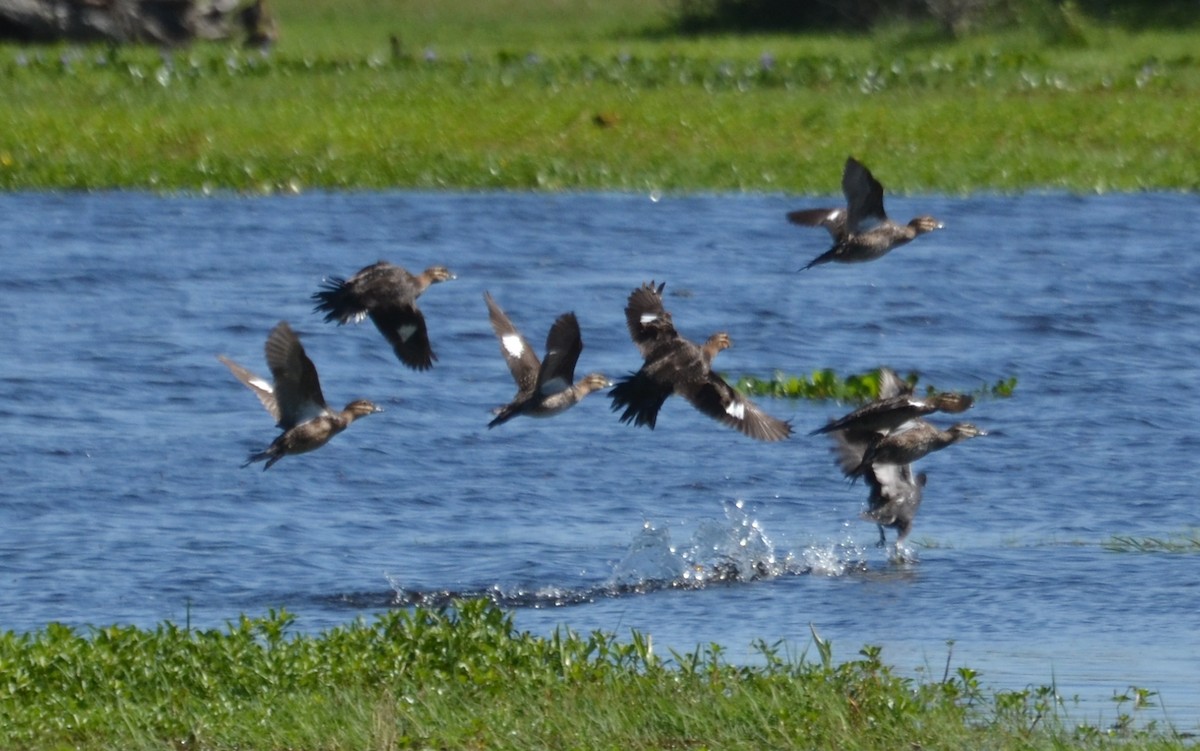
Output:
733 368 1016 403
0 602 1184 750
2 7 1200 191
1103 533 1200 553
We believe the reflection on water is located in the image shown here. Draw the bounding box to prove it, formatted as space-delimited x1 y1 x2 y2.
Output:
0 190 1198 725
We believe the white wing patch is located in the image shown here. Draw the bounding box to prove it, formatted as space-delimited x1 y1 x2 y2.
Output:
501 334 525 359
397 323 418 343
249 376 273 394
640 313 659 324
352 311 369 324
725 400 746 420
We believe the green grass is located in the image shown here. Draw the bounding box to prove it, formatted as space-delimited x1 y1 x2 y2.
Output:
0 601 1188 750
0 5 1189 747
2 0 1200 191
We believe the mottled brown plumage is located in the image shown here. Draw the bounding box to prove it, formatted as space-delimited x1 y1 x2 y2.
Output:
484 292 610 428
312 261 455 370
610 281 791 442
219 321 381 470
788 157 943 270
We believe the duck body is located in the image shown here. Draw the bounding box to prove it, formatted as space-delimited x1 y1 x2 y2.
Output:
789 156 943 270
245 401 379 469
610 282 791 442
484 292 610 428
312 261 455 370
219 321 381 470
850 421 986 477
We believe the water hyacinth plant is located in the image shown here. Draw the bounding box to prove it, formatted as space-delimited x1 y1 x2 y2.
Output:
733 367 1017 402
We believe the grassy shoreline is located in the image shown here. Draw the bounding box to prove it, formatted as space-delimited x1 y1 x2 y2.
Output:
1 4 1193 748
0 602 1188 750
2 0 1199 192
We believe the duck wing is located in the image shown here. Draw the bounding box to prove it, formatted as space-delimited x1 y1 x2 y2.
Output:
786 207 847 241
842 156 888 232
810 395 929 436
218 355 279 422
831 426 871 477
537 312 583 396
369 304 435 371
686 374 792 442
484 292 540 395
623 281 675 357
877 366 913 398
263 322 328 429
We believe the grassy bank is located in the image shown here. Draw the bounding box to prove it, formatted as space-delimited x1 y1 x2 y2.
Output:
0 601 1185 750
2 0 1199 192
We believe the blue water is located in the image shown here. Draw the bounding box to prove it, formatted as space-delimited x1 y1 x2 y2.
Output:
1 190 1198 726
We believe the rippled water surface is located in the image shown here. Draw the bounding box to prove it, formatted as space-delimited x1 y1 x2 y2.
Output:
1 190 1198 725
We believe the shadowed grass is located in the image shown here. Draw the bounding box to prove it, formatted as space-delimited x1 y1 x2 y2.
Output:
0 602 1186 750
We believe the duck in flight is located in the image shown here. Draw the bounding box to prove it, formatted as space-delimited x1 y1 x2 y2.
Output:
218 321 381 470
312 261 455 370
821 368 984 552
788 156 943 270
610 281 792 442
484 291 611 428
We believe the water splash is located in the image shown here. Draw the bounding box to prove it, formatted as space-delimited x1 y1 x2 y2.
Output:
338 500 878 612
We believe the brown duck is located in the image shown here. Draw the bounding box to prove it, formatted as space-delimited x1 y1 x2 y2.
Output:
312 261 455 370
218 321 381 470
609 281 792 442
484 291 611 428
848 421 987 479
788 156 943 270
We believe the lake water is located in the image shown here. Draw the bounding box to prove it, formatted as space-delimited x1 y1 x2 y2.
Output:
1 189 1198 727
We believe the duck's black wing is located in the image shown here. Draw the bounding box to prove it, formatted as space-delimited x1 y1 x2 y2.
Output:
537 312 583 395
842 156 888 231
623 281 675 357
263 321 328 430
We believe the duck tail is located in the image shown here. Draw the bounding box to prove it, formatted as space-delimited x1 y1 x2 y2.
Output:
311 277 366 324
487 406 517 429
242 447 281 470
609 373 666 429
